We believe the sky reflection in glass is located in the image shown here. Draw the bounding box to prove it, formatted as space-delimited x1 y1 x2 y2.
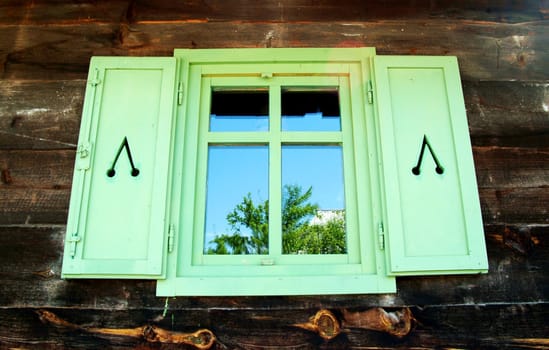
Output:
204 146 269 252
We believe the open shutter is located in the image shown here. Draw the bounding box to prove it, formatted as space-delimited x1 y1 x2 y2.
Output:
62 57 176 278
373 55 488 275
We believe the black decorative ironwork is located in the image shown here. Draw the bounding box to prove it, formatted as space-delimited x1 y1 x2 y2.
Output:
107 137 140 178
412 135 444 176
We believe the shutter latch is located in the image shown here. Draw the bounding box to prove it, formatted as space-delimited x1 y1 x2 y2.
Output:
76 142 92 170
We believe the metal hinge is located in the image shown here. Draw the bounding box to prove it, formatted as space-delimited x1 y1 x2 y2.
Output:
378 222 385 250
167 224 175 253
67 233 81 258
367 80 374 104
89 68 101 87
177 82 184 105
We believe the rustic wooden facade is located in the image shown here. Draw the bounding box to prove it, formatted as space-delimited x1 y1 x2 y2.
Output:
1 1 548 348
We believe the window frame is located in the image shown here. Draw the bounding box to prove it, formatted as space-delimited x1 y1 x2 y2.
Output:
156 48 398 296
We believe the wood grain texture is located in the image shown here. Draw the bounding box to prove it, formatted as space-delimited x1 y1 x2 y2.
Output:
0 1 547 348
0 224 546 308
0 303 547 349
0 0 546 24
1 20 548 81
1 146 546 225
1 80 547 150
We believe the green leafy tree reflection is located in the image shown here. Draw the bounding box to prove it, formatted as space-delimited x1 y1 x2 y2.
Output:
207 184 346 254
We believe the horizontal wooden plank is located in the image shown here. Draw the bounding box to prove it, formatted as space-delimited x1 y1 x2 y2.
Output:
1 146 540 192
473 146 549 189
0 224 546 308
0 80 83 149
1 146 547 225
0 0 545 24
464 81 549 147
1 20 548 81
480 187 549 224
0 302 547 348
1 79 547 149
0 188 69 225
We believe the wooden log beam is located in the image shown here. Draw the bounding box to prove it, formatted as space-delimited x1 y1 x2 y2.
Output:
1 145 546 225
1 20 547 81
0 224 546 308
1 80 547 150
0 0 546 25
1 303 547 348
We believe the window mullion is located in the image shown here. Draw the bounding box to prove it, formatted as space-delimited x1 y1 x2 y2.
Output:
268 84 282 257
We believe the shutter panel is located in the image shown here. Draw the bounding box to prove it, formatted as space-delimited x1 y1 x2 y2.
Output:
373 56 488 275
62 57 176 278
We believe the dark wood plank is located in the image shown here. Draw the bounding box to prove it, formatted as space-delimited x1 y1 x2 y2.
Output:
0 80 83 149
0 302 547 349
0 224 546 308
480 187 549 224
1 145 547 225
473 146 549 189
1 79 547 149
1 20 548 81
0 0 545 24
0 188 69 225
464 81 549 147
0 149 74 188
0 1 130 25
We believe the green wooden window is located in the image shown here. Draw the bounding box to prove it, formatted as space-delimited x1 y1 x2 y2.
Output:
62 48 488 296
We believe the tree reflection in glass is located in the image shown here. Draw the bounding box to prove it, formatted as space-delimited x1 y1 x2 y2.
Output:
204 146 269 254
281 145 346 254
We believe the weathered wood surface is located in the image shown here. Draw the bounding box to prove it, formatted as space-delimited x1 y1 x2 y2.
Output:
1 146 547 225
1 20 548 81
0 302 548 348
0 0 546 24
0 224 546 307
1 80 547 150
0 0 548 348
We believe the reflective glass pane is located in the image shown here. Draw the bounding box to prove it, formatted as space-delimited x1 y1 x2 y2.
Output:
204 146 269 254
281 90 341 131
281 145 346 254
210 91 269 131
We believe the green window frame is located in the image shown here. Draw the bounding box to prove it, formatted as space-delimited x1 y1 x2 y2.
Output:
62 48 488 296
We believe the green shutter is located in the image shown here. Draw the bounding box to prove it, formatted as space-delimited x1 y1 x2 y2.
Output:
373 56 488 275
62 57 176 278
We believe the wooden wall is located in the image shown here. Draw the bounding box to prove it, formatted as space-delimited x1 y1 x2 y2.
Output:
1 1 548 348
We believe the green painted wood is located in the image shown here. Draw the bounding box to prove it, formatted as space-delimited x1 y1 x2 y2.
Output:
373 55 488 275
158 48 397 296
62 57 177 278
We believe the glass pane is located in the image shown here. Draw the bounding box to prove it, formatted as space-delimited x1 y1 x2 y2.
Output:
281 90 341 131
204 145 269 254
281 145 346 254
210 90 269 131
